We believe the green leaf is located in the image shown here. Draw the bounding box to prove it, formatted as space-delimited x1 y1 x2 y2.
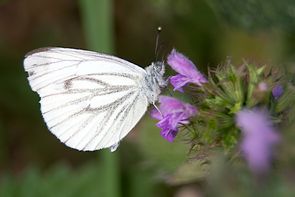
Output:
246 64 264 107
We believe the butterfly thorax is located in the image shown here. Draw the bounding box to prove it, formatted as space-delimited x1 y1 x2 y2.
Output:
142 62 166 104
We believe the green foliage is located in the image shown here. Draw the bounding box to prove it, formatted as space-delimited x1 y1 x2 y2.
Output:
208 0 295 31
205 153 295 197
276 84 295 113
79 0 114 53
246 64 265 107
0 163 105 197
0 161 169 197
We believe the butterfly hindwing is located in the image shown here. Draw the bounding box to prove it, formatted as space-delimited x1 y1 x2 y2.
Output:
24 47 148 151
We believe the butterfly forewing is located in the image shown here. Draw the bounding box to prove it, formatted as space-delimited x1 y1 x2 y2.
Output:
24 47 149 151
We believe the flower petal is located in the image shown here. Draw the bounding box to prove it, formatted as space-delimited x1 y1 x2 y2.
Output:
167 49 207 89
158 96 186 115
183 103 198 118
154 96 198 120
150 96 197 142
272 85 283 100
156 115 179 142
170 74 190 92
236 109 280 173
167 49 197 77
190 73 208 86
150 108 162 120
160 128 178 142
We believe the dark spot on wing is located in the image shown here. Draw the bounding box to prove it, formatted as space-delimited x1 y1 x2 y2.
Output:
28 71 35 76
64 79 72 89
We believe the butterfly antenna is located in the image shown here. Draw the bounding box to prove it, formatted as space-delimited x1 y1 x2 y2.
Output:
154 26 162 61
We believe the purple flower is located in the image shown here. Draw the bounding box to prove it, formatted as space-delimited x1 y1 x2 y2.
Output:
272 85 283 100
151 96 197 142
167 49 207 92
236 109 280 174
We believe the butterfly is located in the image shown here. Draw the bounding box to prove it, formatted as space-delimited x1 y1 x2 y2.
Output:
24 47 166 152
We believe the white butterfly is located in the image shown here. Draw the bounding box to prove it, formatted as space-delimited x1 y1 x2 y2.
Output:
24 47 166 152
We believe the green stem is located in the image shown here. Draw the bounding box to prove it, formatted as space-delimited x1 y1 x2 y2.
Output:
79 0 114 53
79 1 120 197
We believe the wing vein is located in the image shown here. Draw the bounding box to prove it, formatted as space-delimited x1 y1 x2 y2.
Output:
98 93 140 149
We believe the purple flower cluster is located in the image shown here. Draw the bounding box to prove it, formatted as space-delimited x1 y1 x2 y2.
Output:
150 49 282 174
236 109 280 173
150 50 203 142
151 96 197 142
167 49 207 92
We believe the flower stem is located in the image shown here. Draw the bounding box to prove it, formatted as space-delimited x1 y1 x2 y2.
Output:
79 1 120 197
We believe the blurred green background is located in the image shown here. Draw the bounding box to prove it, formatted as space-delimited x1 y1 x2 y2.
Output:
1 0 295 196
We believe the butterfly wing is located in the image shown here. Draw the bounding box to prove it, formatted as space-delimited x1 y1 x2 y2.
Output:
24 47 148 151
